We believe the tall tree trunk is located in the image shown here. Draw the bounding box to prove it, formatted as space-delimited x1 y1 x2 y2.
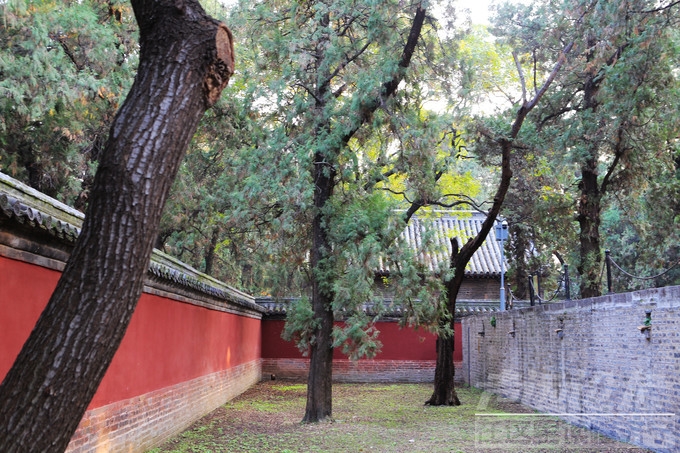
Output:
302 5 426 422
576 40 603 298
426 40 573 405
302 6 337 423
304 146 337 423
0 2 234 451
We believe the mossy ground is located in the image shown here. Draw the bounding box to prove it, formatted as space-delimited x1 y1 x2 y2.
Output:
148 382 650 453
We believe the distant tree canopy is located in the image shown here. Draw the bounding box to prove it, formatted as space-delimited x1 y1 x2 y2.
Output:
489 0 680 296
0 0 138 207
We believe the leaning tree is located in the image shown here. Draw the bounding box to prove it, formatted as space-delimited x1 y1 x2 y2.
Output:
0 0 234 450
425 0 580 405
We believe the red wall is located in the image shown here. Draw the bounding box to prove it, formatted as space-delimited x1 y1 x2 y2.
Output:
0 257 59 379
0 255 261 409
262 319 463 362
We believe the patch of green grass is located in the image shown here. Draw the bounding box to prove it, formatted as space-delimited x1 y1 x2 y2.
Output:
272 383 306 392
149 382 652 453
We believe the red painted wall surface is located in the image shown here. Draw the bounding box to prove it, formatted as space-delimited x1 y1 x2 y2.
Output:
262 319 463 362
0 257 59 380
0 255 261 409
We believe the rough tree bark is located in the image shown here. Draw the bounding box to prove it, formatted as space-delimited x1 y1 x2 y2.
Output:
303 5 426 422
428 238 462 406
576 37 604 298
0 1 234 451
305 147 337 423
576 152 602 298
426 42 573 406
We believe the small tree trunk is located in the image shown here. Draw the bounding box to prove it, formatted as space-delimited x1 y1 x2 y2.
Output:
509 223 530 300
204 226 220 276
0 2 234 451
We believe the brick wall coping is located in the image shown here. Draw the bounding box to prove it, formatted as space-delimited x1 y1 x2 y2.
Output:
255 296 515 320
0 171 264 318
489 284 680 316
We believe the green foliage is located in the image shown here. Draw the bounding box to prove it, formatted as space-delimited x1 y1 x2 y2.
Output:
282 297 318 355
156 0 481 365
0 0 137 204
2 0 675 313
332 314 382 361
455 25 518 108
488 0 680 297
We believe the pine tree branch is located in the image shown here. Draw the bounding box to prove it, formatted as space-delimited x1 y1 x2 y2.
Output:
340 4 427 146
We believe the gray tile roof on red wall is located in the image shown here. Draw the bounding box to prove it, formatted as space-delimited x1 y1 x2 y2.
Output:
0 171 262 313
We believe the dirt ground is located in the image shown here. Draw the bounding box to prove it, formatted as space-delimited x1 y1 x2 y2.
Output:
149 381 652 453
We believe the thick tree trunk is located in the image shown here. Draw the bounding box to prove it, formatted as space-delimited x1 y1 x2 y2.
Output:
304 149 337 423
303 293 335 422
426 238 462 406
577 157 602 298
428 336 461 405
0 1 234 451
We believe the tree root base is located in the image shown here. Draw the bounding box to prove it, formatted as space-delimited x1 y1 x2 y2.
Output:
424 393 461 406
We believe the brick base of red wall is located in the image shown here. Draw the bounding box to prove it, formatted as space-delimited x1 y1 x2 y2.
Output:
262 358 464 384
66 359 261 453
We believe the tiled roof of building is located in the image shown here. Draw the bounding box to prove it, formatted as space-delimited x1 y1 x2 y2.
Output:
378 211 506 278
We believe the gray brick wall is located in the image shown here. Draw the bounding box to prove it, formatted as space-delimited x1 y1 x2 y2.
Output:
462 285 680 453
